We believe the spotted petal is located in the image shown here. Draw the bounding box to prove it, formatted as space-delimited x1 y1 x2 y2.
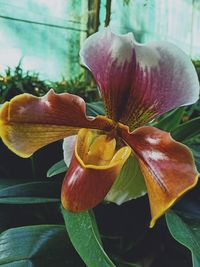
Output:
0 90 114 157
61 128 131 211
119 125 199 227
80 28 199 130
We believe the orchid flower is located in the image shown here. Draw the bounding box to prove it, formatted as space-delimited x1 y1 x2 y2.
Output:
0 29 199 227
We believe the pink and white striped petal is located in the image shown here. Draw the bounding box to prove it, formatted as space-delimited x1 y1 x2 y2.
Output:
80 28 199 130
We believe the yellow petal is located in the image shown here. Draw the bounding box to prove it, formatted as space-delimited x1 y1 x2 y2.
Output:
78 129 116 165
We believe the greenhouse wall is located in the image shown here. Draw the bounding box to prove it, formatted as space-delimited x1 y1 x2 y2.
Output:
0 0 200 81
0 0 87 81
104 0 200 58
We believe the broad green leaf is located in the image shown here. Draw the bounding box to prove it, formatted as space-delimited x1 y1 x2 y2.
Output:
0 260 28 267
0 224 83 266
0 179 28 190
166 210 200 267
105 156 146 204
0 180 61 204
0 197 59 204
155 107 185 131
62 207 115 267
86 101 105 116
172 117 200 143
193 254 200 267
47 159 67 177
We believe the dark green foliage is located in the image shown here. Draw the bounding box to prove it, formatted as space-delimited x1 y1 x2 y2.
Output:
166 206 200 267
51 73 100 102
0 65 100 102
0 225 84 266
62 208 116 267
0 179 61 204
0 64 49 102
172 117 200 144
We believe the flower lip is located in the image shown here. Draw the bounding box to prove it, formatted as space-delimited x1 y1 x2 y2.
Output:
61 127 132 212
74 128 131 170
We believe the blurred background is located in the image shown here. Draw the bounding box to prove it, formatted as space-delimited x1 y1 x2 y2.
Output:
0 0 200 81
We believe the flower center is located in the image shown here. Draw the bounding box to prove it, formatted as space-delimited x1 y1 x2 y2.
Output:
76 129 117 166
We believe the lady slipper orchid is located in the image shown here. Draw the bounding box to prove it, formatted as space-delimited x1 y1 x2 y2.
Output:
0 28 199 227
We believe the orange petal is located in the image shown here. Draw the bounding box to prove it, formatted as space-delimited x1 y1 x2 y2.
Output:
61 129 131 211
0 90 114 157
119 125 199 227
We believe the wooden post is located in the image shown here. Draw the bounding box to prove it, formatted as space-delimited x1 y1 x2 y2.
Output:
87 0 101 36
105 0 112 27
84 0 101 96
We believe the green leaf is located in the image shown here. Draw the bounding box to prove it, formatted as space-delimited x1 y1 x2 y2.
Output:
0 197 59 204
0 224 83 266
86 101 105 116
62 207 116 267
0 179 27 190
105 156 146 204
166 210 200 266
155 107 185 131
193 254 200 267
172 117 200 143
47 159 67 177
0 180 61 204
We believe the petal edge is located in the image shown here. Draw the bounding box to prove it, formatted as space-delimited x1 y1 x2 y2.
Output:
0 90 114 157
119 125 199 226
